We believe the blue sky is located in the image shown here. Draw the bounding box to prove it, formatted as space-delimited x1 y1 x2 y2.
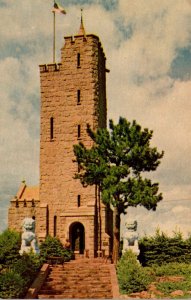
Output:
1 0 191 237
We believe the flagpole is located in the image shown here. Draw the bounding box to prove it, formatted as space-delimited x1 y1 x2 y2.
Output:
53 0 56 63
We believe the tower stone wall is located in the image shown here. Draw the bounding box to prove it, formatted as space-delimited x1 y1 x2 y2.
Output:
8 27 113 258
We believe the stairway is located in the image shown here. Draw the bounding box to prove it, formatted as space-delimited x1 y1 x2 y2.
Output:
38 259 114 299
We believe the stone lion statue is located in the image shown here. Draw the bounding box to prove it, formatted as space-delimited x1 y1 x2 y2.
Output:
19 217 40 255
122 220 140 256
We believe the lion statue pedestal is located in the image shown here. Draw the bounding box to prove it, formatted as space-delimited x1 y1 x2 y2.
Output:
19 217 40 255
122 220 140 257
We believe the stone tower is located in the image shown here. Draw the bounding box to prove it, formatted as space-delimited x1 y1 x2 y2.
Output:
8 19 113 258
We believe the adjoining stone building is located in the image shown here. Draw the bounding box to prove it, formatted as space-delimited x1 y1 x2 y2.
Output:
8 18 113 258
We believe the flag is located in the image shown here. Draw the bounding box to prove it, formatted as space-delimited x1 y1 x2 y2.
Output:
52 1 66 14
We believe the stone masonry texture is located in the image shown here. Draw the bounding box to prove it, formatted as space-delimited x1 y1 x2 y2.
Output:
8 30 113 258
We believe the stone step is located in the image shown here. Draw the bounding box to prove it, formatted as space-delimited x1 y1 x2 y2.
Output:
61 261 108 265
44 283 111 289
49 268 109 272
37 259 113 299
48 275 110 280
38 295 54 299
39 292 113 299
45 278 111 285
49 268 110 274
46 278 111 285
45 283 111 289
43 278 111 287
51 266 110 271
49 273 110 278
50 268 109 273
41 287 111 295
39 294 112 299
50 269 110 274
47 273 110 280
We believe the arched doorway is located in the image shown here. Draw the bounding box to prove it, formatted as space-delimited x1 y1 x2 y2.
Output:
69 222 85 254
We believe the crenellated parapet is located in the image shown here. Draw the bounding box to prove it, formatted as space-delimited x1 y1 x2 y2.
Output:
10 197 40 208
8 181 41 233
39 63 62 73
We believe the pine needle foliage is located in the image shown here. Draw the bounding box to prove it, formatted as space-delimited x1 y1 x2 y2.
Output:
74 117 164 263
117 250 154 294
139 229 191 266
0 229 21 268
0 229 42 299
0 271 25 299
40 235 73 262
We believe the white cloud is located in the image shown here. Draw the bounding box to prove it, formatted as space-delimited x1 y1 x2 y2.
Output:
122 199 191 238
172 205 191 214
0 1 51 42
0 54 39 205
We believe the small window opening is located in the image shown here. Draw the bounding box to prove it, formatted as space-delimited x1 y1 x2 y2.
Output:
50 117 54 140
77 90 81 104
77 53 81 67
32 216 36 220
54 216 57 237
77 195 81 207
24 199 27 207
16 199 19 208
32 199 35 207
78 125 81 139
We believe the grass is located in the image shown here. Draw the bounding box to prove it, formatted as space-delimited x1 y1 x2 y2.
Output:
117 252 191 298
156 281 191 296
151 263 191 298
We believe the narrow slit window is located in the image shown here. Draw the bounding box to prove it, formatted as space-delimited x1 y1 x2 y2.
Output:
77 195 81 207
77 90 81 104
77 53 80 67
78 125 81 139
50 117 54 140
54 216 57 237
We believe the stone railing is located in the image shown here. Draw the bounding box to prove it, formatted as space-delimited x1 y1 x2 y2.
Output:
25 263 49 299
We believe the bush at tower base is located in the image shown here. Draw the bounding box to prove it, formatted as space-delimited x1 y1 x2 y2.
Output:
117 250 154 294
0 229 21 269
0 229 42 299
138 229 191 266
40 235 73 263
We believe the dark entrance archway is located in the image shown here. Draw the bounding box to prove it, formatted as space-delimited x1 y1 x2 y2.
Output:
69 222 85 254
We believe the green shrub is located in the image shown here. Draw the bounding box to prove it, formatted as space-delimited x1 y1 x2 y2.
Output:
40 235 73 262
152 262 191 277
0 229 21 268
0 230 43 298
11 252 42 287
139 229 191 266
0 270 25 299
117 250 154 294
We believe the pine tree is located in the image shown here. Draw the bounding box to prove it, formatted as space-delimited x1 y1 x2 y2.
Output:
73 117 164 264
